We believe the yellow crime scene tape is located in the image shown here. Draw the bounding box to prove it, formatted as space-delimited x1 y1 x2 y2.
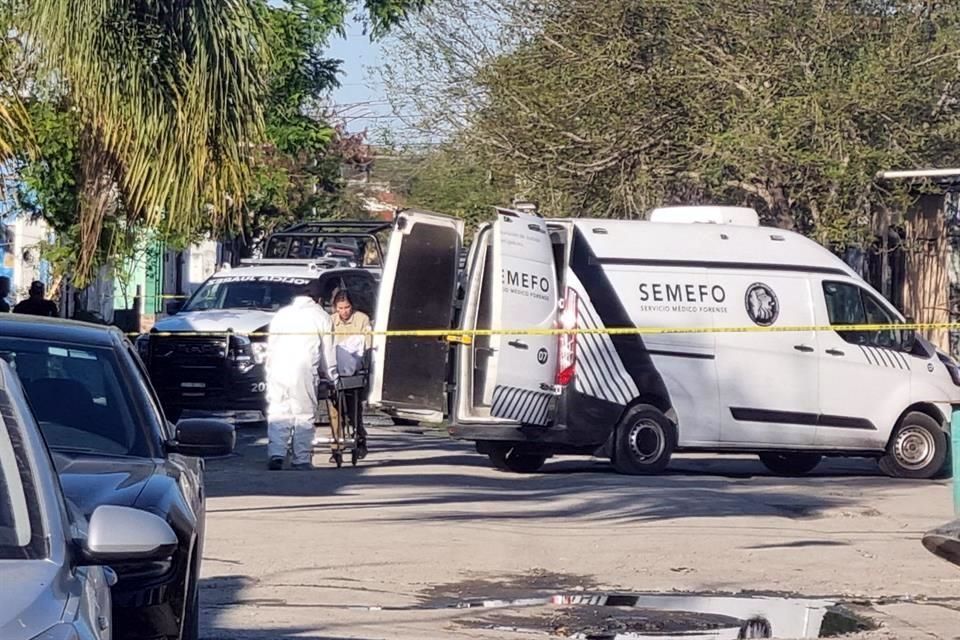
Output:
124 321 959 342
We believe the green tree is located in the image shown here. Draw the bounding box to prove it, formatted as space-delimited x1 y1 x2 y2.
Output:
386 0 960 248
3 0 269 283
3 0 427 282
238 0 427 255
398 143 514 229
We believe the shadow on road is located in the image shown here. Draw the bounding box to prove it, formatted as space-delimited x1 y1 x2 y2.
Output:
200 424 923 526
199 574 379 640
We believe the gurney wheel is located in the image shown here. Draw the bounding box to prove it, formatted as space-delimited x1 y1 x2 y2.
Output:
351 449 359 466
333 452 343 468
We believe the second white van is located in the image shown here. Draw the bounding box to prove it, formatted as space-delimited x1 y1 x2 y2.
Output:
370 207 960 479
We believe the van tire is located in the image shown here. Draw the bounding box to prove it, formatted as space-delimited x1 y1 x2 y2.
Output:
758 452 822 476
488 447 547 473
879 412 947 479
612 405 676 475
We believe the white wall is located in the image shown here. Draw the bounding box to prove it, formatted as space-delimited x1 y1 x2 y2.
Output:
161 239 222 312
12 216 52 302
75 263 115 323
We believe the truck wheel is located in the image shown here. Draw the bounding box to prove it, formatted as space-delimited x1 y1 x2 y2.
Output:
758 452 822 476
612 405 676 475
879 411 947 479
488 447 547 473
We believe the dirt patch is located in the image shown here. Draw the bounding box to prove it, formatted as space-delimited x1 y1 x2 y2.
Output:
420 569 602 607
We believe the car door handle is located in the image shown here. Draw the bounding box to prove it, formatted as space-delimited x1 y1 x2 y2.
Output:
475 347 496 354
508 340 529 350
826 348 845 356
793 344 815 353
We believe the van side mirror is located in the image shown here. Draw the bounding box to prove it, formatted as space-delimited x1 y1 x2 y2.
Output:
166 300 184 315
900 328 916 353
901 316 917 352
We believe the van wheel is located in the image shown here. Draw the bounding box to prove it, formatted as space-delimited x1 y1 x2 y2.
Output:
488 447 547 473
879 412 947 479
612 405 676 475
758 452 822 476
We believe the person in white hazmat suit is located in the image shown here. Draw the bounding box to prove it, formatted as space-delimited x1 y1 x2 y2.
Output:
265 280 338 470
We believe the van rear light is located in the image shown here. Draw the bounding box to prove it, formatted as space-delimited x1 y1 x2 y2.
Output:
556 287 578 386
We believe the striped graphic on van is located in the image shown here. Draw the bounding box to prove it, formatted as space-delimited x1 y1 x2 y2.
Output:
858 345 911 370
491 385 552 426
573 292 640 406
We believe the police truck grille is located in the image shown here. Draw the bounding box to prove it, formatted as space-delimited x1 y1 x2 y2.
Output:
150 335 229 393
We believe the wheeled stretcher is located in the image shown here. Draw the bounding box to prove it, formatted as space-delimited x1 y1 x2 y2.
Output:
313 352 369 468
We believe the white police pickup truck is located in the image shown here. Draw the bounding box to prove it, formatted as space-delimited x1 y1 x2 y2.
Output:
136 221 386 423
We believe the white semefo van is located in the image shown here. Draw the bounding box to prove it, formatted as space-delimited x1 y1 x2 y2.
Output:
370 208 960 479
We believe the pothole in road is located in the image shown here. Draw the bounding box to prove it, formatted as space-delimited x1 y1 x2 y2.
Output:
448 592 871 639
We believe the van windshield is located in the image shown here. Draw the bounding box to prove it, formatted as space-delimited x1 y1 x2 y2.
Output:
183 276 310 312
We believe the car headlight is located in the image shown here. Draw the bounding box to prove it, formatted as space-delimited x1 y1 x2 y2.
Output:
251 341 268 365
228 335 252 363
31 623 80 640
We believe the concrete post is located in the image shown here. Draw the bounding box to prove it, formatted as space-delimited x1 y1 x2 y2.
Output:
133 284 143 333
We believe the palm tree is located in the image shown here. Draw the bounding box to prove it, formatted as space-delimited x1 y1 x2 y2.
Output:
2 0 268 283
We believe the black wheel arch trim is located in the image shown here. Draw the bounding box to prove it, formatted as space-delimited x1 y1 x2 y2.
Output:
894 403 947 431
885 404 950 454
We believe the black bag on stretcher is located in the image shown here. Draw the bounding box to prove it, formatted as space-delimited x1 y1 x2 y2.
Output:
314 349 371 468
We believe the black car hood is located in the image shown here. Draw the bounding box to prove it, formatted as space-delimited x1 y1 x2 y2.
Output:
52 450 161 518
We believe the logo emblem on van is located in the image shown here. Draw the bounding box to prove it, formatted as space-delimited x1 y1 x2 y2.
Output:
745 283 779 326
537 348 549 365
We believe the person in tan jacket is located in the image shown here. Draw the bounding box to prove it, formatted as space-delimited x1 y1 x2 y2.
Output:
328 289 372 461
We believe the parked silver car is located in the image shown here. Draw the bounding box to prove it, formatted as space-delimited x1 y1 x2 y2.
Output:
0 360 178 640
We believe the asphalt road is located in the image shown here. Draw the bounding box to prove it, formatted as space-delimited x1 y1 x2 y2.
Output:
197 418 960 639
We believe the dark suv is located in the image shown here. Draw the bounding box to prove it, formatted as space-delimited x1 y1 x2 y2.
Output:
0 315 234 640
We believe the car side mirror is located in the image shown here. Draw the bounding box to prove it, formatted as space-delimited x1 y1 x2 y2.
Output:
923 519 960 567
168 419 235 457
83 505 177 564
166 300 184 315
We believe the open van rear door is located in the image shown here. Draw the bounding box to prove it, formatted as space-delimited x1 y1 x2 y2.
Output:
369 210 464 423
488 209 558 425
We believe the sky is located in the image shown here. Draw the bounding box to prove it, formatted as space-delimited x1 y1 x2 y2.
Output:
324 15 399 141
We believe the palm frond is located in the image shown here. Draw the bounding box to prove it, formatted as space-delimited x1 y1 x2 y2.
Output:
24 0 268 281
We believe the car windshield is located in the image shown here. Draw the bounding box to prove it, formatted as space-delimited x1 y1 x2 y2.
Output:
0 395 42 559
182 276 310 312
0 338 148 458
